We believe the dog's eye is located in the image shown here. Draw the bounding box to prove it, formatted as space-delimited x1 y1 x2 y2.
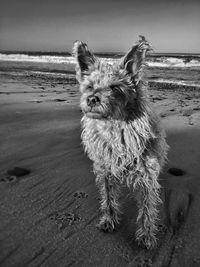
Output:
87 85 93 90
110 85 118 93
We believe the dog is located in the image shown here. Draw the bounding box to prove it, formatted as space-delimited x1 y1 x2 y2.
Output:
72 36 168 249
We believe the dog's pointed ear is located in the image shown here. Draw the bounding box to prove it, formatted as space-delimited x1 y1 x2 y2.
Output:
72 41 96 82
120 36 152 84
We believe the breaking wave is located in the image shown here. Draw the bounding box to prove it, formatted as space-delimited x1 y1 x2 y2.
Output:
1 53 200 68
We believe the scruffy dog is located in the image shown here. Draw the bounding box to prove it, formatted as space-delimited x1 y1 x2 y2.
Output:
72 37 168 249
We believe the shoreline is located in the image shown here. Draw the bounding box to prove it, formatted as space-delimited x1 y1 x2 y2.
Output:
1 71 200 92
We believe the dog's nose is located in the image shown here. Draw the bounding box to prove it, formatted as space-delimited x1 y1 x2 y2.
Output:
87 95 100 107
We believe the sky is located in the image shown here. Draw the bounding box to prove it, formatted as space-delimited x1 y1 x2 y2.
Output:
0 0 200 53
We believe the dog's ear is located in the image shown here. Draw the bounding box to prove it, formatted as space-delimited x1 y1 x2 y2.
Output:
72 41 96 82
120 36 152 84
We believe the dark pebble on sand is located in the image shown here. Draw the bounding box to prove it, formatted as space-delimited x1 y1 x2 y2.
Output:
193 106 200 111
160 112 167 118
54 99 66 102
7 167 31 177
184 96 192 100
153 96 165 101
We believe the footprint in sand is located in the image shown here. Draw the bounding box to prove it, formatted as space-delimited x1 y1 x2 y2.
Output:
129 255 153 267
157 224 168 234
0 167 31 184
152 190 193 267
49 191 88 230
167 168 186 176
51 212 82 230
182 109 193 117
165 189 192 232
73 191 88 199
188 117 194 125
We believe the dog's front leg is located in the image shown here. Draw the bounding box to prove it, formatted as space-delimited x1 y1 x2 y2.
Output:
96 173 121 232
133 157 162 249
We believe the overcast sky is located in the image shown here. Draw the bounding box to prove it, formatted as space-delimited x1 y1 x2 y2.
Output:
0 0 200 53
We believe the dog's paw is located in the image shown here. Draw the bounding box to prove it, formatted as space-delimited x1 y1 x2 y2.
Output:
96 216 116 233
137 234 157 250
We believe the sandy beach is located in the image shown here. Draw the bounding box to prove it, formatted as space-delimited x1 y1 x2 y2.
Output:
0 72 200 267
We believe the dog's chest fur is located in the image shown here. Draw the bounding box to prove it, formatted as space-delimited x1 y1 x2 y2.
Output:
81 115 155 178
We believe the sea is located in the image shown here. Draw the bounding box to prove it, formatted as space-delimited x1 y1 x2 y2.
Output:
0 51 200 89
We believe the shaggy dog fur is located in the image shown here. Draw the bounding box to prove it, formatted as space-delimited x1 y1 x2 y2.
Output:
72 36 168 249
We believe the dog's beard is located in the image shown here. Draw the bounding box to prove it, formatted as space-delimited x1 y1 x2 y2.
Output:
85 111 103 119
83 106 108 119
82 106 126 120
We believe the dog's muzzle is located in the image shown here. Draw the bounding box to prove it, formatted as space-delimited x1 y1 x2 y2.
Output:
87 95 100 107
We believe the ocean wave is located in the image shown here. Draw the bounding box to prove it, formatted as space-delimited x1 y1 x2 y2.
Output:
0 53 119 65
0 53 200 68
0 53 73 64
150 78 200 87
148 57 200 68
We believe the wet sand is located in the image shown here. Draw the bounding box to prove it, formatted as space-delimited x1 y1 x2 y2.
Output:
0 73 200 267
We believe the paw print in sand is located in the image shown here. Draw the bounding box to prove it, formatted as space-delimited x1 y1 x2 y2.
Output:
130 255 153 267
51 212 82 230
73 191 88 199
157 224 168 234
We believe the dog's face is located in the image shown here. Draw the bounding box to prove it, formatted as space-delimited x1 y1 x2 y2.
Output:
73 37 150 120
77 62 137 120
